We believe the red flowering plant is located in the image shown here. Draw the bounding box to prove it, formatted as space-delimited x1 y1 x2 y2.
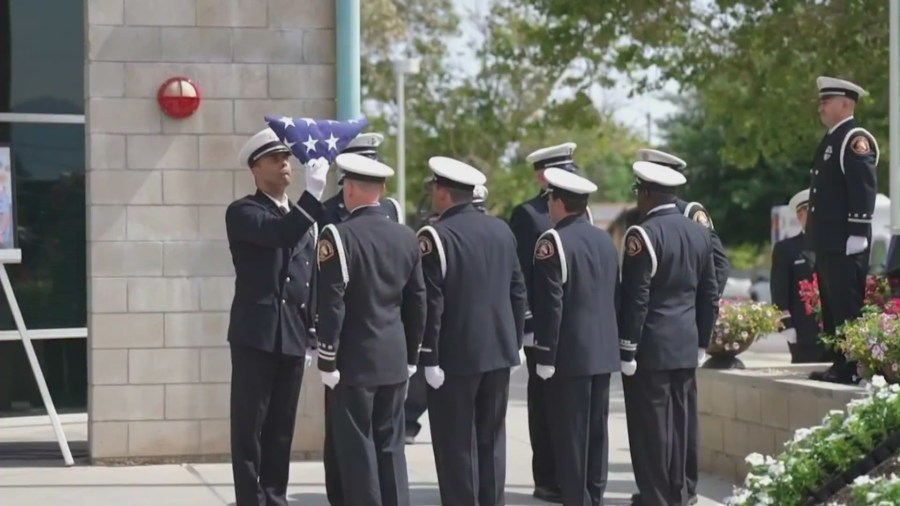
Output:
798 273 823 329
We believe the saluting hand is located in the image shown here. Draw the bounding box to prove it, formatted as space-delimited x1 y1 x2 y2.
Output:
620 360 637 376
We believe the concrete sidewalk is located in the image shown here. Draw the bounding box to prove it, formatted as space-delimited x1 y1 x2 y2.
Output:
0 366 741 506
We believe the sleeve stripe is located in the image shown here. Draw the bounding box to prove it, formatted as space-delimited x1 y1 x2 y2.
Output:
417 225 447 278
848 217 872 223
622 225 658 278
321 224 350 286
536 229 567 284
840 127 880 174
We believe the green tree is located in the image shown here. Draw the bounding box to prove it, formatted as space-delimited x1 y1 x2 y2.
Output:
519 0 891 191
358 0 647 220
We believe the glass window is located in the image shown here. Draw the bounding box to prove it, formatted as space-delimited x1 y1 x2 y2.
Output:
0 0 85 115
0 121 86 415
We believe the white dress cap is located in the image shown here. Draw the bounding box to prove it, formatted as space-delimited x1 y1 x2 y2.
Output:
636 148 686 171
789 189 810 213
817 76 867 101
238 127 291 168
544 168 598 195
632 161 687 187
335 153 395 181
526 142 577 170
427 156 487 189
343 132 384 152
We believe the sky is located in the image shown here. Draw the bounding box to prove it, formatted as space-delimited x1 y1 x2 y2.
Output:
447 0 681 145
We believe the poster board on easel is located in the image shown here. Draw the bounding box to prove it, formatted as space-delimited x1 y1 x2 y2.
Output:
0 144 73 466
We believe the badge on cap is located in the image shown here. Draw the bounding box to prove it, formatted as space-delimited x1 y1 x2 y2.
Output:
535 238 555 260
318 239 335 263
625 235 643 257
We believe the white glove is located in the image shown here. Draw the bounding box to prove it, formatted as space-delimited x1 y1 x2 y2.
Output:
320 369 340 389
304 350 314 368
536 364 555 380
425 366 445 389
522 332 535 347
846 235 868 255
511 348 526 374
697 348 707 366
784 328 798 344
621 360 637 376
304 157 330 201
407 364 417 378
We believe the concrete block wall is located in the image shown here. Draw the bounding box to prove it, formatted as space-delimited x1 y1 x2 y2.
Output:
697 366 866 482
85 0 335 461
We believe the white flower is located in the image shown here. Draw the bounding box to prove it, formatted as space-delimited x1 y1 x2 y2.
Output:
854 475 874 486
871 375 887 388
745 453 766 467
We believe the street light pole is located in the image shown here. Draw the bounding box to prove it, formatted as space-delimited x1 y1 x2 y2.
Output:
396 69 407 219
394 58 420 221
890 0 899 233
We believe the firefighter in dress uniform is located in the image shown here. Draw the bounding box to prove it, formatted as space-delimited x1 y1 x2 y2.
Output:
404 183 489 444
316 153 427 506
619 161 719 506
227 128 328 506
508 142 592 504
631 148 729 506
418 157 527 506
531 168 621 506
318 132 405 505
806 76 879 384
771 189 828 363
320 132 403 227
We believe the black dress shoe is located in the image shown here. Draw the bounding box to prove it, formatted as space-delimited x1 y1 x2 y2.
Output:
808 369 827 380
822 368 861 385
533 486 563 503
630 493 697 505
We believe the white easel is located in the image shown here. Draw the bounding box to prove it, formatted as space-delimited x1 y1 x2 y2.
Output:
1 249 74 466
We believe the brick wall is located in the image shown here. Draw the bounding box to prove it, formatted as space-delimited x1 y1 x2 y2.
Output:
85 0 335 461
697 367 865 482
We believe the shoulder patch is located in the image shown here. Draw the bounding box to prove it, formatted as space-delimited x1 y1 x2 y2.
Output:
418 235 433 255
851 135 871 155
693 209 711 229
317 238 335 263
625 234 643 257
535 238 555 260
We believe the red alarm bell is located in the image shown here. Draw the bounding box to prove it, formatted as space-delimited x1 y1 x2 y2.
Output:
157 77 201 119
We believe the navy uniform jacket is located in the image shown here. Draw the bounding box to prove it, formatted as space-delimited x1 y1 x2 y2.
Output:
532 214 621 376
675 198 730 296
807 117 879 254
418 203 527 375
509 193 593 334
225 190 323 357
770 233 820 342
315 205 427 387
320 189 402 227
618 204 719 371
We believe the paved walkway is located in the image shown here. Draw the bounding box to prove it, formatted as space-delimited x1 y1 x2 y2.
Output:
0 361 748 506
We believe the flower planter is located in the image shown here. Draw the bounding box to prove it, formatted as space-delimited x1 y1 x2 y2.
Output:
802 431 900 505
701 352 746 370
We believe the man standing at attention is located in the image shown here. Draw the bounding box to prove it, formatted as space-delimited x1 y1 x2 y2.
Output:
508 142 586 503
806 76 878 384
226 127 329 506
619 161 719 506
316 153 427 506
418 156 527 506
531 168 621 506
771 189 827 363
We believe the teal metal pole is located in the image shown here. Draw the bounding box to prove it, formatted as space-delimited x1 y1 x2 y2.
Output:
335 0 361 120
